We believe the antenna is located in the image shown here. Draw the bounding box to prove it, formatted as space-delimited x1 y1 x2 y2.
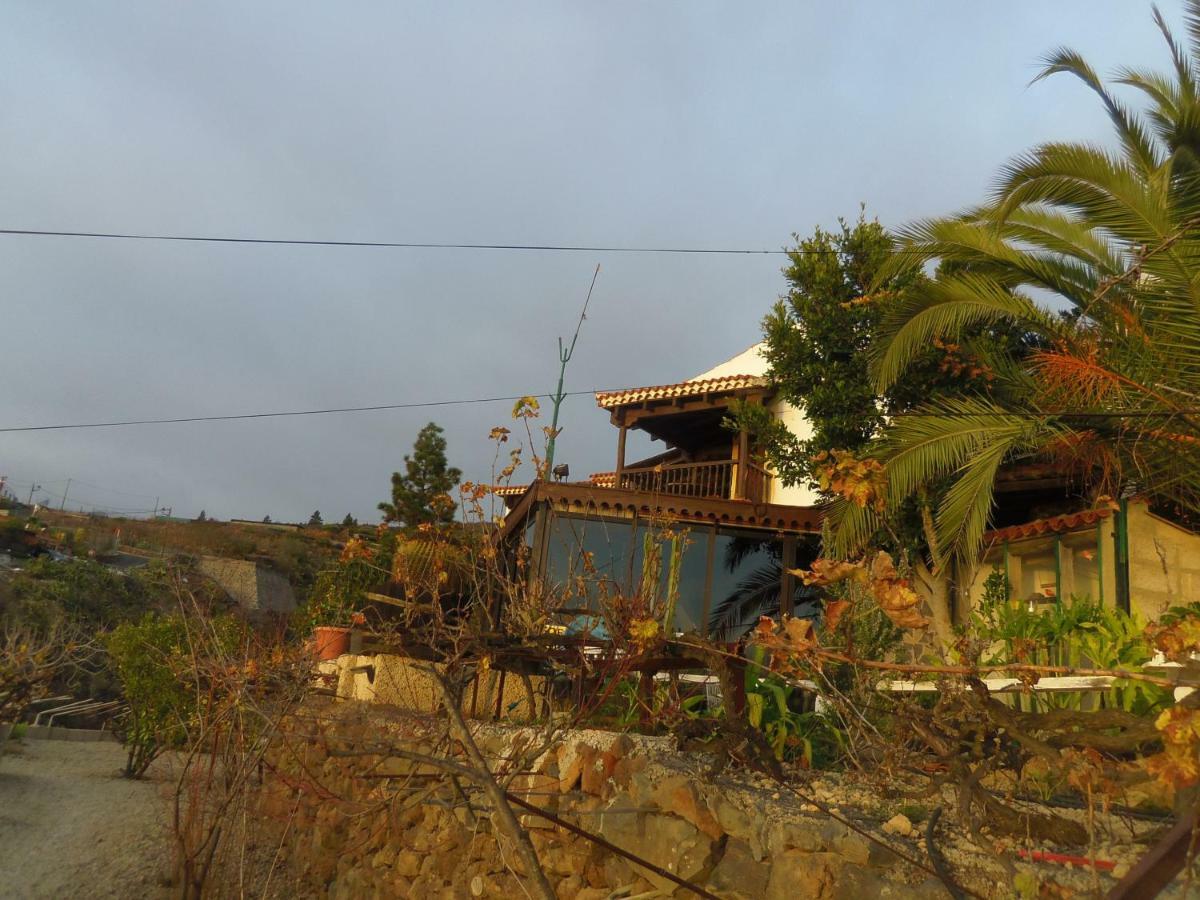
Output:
544 264 600 474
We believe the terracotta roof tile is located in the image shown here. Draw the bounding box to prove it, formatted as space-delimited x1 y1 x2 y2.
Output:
588 472 615 487
595 375 768 410
984 505 1116 544
491 484 531 497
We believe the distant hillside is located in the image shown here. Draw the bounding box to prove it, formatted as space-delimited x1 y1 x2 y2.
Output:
35 511 343 593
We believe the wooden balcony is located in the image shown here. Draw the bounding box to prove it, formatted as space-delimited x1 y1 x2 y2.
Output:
613 459 772 503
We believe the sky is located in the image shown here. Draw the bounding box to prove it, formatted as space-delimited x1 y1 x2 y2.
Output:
0 1 1187 523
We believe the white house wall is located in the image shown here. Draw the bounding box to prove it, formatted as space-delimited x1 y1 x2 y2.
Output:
692 342 819 507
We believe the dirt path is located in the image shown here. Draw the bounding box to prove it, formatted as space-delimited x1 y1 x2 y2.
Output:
0 739 172 900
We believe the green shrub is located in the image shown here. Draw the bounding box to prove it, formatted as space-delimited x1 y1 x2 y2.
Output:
106 615 194 777
744 645 845 767
970 569 1170 714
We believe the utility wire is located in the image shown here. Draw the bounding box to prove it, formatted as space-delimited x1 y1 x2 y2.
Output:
0 390 613 433
0 228 793 255
4 394 1200 435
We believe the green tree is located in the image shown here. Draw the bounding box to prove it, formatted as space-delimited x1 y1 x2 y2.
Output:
341 513 357 528
749 212 950 489
839 1 1200 570
307 510 323 527
196 509 207 522
744 213 1021 632
378 422 462 530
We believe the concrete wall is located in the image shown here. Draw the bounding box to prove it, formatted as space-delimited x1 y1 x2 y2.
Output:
198 556 297 617
254 564 297 614
1127 503 1200 622
330 652 544 721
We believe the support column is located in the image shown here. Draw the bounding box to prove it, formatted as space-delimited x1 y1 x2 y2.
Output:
615 417 628 488
735 427 749 500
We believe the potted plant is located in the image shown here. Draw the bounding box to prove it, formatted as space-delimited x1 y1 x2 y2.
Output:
304 537 378 660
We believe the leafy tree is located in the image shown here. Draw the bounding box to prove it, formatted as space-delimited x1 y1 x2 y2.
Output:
342 513 357 528
742 213 1017 631
196 510 207 522
746 212 955 489
307 510 323 527
262 515 272 524
378 422 462 531
842 0 1200 569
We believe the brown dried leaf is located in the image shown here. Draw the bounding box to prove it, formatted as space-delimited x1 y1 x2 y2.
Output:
822 599 852 633
790 559 865 586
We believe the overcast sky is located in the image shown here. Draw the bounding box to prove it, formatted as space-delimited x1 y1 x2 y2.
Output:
0 1 1184 522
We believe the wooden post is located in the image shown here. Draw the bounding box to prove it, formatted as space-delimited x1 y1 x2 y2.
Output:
616 418 628 488
735 427 749 500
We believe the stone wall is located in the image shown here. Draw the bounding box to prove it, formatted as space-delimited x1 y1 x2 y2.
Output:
257 704 945 899
197 556 296 618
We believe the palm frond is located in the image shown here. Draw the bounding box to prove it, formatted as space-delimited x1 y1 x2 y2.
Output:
870 273 1065 393
1034 48 1161 172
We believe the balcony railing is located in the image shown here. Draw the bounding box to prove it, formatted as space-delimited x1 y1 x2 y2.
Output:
614 459 772 503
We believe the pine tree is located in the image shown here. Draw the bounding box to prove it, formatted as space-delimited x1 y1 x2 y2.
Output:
342 513 357 528
196 509 207 522
308 510 323 527
379 422 462 531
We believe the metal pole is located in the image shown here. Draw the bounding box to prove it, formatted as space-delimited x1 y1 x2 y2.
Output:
543 264 599 474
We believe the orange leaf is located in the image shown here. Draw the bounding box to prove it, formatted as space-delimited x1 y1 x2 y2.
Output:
823 600 852 633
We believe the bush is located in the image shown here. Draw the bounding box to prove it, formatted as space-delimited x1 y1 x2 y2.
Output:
106 614 194 777
0 558 170 633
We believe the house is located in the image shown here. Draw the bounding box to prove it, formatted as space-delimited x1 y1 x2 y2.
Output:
498 341 1200 637
965 494 1200 625
496 344 823 640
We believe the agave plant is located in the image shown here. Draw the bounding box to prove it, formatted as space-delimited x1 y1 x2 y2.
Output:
832 1 1200 568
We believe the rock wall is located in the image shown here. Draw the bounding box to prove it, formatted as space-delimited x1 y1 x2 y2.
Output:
198 556 296 617
258 705 944 899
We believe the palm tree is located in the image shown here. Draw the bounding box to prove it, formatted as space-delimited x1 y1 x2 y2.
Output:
831 1 1200 572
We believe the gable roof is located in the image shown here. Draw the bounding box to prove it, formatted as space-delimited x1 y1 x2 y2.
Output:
595 374 768 410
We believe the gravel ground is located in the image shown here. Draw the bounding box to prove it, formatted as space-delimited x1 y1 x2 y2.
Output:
0 739 172 900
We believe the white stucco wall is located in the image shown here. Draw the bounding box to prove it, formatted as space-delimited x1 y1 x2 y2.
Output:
692 343 818 506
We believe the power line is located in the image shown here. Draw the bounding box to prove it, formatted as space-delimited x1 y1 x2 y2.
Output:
0 390 612 433
4 389 1200 436
0 227 793 255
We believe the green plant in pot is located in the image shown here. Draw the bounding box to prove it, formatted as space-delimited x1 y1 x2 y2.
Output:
302 536 380 658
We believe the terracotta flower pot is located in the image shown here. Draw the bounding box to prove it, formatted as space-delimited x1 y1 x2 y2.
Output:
313 625 351 661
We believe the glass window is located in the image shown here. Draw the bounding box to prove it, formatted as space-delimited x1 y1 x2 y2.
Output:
630 523 711 636
1063 531 1102 603
791 535 823 621
708 529 784 640
1010 537 1058 606
543 513 636 615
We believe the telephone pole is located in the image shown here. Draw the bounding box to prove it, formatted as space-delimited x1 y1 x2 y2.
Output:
60 478 71 511
27 483 41 506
